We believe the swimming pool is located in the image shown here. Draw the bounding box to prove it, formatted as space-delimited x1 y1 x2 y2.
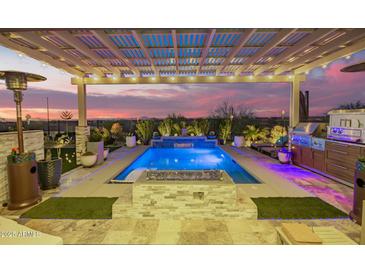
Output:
114 147 260 184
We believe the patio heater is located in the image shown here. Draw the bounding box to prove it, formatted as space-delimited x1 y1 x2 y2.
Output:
0 70 46 210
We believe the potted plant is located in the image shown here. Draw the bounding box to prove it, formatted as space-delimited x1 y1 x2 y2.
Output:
87 128 104 165
126 132 136 147
36 135 68 190
80 151 97 168
278 147 292 164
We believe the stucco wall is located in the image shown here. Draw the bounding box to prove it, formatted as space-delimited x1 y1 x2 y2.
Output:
0 130 44 204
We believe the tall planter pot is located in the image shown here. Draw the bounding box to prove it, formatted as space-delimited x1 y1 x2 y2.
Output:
126 136 136 147
87 141 104 165
37 158 62 190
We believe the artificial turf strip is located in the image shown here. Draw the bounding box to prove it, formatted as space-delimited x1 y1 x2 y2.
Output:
251 197 348 220
21 197 118 219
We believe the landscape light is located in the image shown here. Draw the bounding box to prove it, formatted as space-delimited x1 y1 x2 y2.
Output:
322 64 327 69
345 55 351 60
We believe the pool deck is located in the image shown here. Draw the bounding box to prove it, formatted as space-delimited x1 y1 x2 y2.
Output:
0 144 361 244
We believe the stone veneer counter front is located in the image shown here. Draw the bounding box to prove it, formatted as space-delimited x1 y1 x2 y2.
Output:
0 130 44 204
113 171 257 219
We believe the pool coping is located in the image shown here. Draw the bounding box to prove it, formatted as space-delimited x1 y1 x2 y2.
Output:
56 144 312 198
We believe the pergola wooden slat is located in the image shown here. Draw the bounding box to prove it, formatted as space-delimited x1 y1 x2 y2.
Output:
51 30 121 76
90 30 140 76
15 31 104 77
253 28 338 76
275 29 365 74
235 28 297 76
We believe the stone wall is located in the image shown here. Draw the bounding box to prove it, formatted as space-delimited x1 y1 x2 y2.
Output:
0 130 44 204
75 126 89 165
113 179 257 219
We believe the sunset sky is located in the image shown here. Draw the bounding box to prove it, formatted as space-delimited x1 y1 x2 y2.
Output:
1 45 365 120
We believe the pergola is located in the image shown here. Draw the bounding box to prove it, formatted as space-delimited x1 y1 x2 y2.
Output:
1 28 365 162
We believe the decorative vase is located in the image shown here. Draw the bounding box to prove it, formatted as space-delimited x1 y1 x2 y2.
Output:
126 136 136 147
234 136 245 147
37 158 62 190
80 153 97 168
87 140 104 165
278 149 292 164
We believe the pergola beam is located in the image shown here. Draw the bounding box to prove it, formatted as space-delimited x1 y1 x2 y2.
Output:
131 30 158 75
90 30 140 77
216 28 256 75
235 29 297 75
0 34 84 77
294 36 365 74
197 29 216 75
71 74 306 85
51 31 120 76
275 29 365 75
14 31 104 77
254 28 337 76
171 30 179 75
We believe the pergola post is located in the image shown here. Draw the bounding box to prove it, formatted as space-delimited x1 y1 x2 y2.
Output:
289 76 301 128
75 83 89 164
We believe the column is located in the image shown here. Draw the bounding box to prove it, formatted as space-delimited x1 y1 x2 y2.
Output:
75 84 89 164
289 76 300 128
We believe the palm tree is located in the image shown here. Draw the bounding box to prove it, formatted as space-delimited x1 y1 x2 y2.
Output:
243 125 268 146
60 111 73 135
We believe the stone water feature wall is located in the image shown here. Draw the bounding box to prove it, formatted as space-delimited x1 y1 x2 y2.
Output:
0 130 44 204
113 172 257 219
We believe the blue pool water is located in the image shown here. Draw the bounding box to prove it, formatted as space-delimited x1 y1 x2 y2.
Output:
115 147 260 184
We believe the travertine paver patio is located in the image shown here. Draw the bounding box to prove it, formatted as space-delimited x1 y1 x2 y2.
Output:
20 218 360 244
225 146 353 213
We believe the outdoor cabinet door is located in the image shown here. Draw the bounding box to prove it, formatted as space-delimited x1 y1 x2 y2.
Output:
301 147 314 168
313 150 325 172
292 145 302 165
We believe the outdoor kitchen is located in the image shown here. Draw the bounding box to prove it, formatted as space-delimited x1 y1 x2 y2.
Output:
291 109 365 188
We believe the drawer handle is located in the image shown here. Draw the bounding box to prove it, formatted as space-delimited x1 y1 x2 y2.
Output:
329 163 348 170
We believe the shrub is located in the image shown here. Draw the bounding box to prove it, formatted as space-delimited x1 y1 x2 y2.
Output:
243 125 269 147
89 128 103 142
136 120 154 145
219 119 232 144
270 125 287 144
188 119 209 136
158 118 173 136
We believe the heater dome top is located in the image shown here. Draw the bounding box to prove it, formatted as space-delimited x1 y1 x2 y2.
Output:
0 70 47 82
340 62 365 72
